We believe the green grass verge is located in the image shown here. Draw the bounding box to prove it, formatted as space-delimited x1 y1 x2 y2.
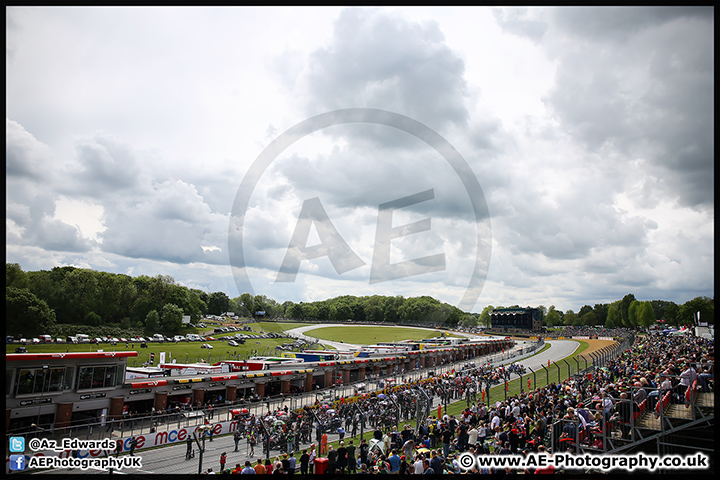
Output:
302 326 456 344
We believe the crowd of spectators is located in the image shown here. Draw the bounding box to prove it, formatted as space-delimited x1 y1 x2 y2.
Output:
202 329 712 474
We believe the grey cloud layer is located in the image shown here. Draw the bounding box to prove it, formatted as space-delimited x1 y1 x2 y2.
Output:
5 7 713 311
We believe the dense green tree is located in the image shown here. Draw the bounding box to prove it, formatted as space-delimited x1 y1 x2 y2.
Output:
144 310 159 336
161 303 184 336
285 303 302 319
628 301 639 328
317 301 335 321
63 268 100 324
460 314 478 327
637 301 656 329
593 303 609 326
6 286 56 337
207 291 230 316
620 293 636 327
383 296 403 324
252 294 269 317
606 302 621 328
563 310 577 326
678 296 714 326
664 302 680 326
364 296 384 323
650 300 679 325
301 303 318 320
334 301 353 321
544 306 561 328
6 263 713 336
84 311 102 327
6 263 28 289
580 311 597 326
478 305 495 328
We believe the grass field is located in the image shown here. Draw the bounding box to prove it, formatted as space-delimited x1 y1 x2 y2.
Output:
303 325 457 344
6 336 294 367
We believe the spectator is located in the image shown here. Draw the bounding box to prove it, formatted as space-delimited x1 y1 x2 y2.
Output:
388 449 401 473
287 452 296 476
327 445 337 474
337 441 348 474
299 450 309 476
346 440 357 475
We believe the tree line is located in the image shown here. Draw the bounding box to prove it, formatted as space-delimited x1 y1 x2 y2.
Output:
5 263 713 338
471 294 713 330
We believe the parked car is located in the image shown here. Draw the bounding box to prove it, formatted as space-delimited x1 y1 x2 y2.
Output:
227 340 239 347
201 343 214 349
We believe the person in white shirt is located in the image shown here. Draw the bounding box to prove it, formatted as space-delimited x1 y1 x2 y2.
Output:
601 391 613 419
511 402 521 419
308 445 316 474
679 363 697 394
490 412 501 432
413 455 425 474
477 422 487 446
468 425 478 449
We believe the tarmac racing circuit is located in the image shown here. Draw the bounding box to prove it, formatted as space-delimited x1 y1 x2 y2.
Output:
287 323 581 379
27 324 581 475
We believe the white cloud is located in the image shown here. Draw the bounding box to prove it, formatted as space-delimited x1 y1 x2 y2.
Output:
5 7 713 313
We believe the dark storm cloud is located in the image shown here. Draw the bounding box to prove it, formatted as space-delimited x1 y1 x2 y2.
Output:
491 7 547 42
297 8 469 132
533 7 715 209
551 6 713 42
73 137 144 192
6 119 51 180
99 179 228 265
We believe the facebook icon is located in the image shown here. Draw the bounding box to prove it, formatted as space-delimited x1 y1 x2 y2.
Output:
9 455 26 471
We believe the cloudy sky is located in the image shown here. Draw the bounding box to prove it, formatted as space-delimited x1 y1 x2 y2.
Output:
6 7 714 314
